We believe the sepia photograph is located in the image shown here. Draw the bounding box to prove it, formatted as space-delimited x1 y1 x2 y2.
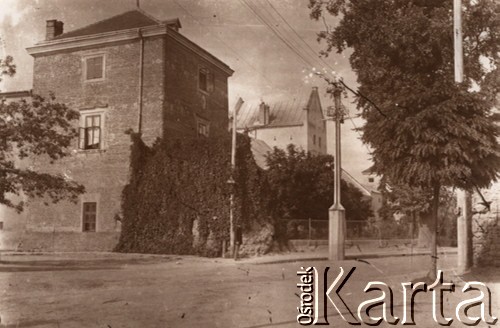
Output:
0 0 499 326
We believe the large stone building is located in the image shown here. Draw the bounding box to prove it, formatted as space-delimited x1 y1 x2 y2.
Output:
0 9 233 251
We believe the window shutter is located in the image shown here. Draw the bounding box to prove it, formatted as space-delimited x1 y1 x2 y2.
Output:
199 69 207 92
78 127 85 149
93 126 101 147
208 71 214 92
86 127 93 148
86 56 103 80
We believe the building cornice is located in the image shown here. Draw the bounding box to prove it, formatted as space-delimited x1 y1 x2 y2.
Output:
26 25 167 56
26 24 233 76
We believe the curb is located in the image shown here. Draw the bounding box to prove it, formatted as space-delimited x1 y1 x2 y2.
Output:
248 249 457 265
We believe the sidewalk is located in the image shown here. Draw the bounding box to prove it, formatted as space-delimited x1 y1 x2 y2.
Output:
241 245 457 264
0 245 458 266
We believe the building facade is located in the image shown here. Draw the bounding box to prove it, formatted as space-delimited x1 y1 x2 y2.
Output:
237 87 327 155
0 9 233 251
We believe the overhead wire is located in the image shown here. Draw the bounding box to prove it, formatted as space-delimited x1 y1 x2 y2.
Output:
252 0 388 118
263 0 325 67
171 0 275 86
239 0 317 70
246 0 378 154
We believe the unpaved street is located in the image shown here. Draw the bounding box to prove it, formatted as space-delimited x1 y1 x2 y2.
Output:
0 252 498 327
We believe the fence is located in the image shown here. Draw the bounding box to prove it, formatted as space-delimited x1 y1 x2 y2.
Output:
280 218 415 241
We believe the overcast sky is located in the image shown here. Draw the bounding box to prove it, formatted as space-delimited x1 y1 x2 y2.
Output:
0 0 372 181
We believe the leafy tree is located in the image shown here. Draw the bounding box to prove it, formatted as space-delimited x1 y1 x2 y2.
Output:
378 180 457 247
265 144 373 223
0 56 84 211
309 0 500 277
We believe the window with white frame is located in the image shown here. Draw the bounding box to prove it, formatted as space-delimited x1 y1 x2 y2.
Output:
84 55 105 81
79 110 105 150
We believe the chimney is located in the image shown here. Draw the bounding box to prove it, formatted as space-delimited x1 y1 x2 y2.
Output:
46 20 64 40
258 102 270 125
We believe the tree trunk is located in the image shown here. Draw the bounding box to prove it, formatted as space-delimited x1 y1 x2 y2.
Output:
417 212 432 248
429 184 440 280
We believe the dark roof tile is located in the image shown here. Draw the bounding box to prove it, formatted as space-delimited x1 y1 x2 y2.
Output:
54 10 160 40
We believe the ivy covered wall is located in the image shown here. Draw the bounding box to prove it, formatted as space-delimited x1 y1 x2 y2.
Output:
114 133 270 256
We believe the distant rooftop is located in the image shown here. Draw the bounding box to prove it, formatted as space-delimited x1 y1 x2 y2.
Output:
250 139 274 169
237 88 320 130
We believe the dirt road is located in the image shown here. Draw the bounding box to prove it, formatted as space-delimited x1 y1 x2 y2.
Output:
0 252 497 327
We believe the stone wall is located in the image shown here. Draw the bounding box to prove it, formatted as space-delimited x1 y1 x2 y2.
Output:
473 181 500 266
0 231 119 252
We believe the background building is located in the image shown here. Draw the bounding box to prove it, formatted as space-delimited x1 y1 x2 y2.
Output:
237 87 326 155
237 87 381 220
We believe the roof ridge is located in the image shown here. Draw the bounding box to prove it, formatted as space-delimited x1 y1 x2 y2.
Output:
308 87 325 120
54 9 159 40
304 87 316 111
341 169 372 196
135 7 162 24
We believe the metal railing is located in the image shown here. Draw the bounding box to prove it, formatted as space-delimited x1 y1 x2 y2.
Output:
279 218 414 241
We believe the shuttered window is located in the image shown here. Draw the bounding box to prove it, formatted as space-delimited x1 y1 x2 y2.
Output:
85 56 104 81
82 202 97 232
198 67 214 93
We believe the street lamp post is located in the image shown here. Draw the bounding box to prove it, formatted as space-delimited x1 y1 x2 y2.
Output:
327 86 346 261
229 98 244 258
453 0 473 274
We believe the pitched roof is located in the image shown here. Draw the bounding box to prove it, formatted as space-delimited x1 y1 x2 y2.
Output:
250 139 274 169
237 88 320 130
54 10 164 40
341 170 372 197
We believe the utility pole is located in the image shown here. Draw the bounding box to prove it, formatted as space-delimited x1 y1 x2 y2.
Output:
454 0 473 273
327 86 346 261
229 98 244 257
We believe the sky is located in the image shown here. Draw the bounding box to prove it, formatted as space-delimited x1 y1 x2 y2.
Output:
0 0 372 181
